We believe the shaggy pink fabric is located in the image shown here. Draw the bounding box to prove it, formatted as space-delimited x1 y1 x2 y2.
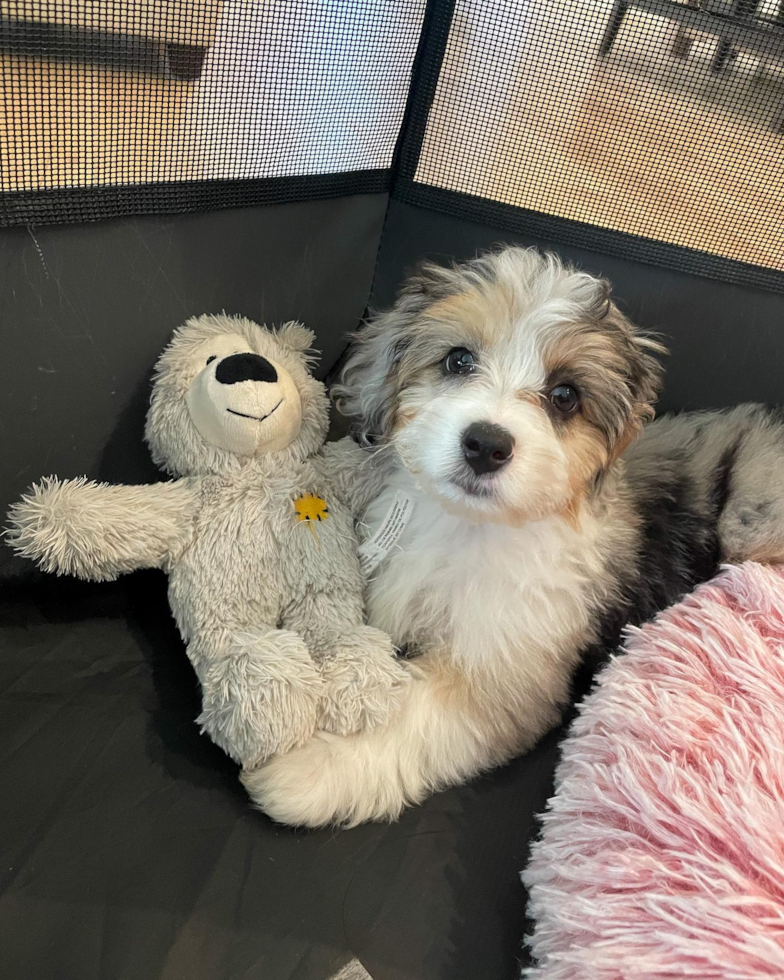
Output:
523 562 784 980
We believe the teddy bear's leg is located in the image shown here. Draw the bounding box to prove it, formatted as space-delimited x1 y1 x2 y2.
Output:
191 626 323 769
281 593 409 736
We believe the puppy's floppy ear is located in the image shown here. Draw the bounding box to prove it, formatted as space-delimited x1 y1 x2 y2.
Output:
333 311 412 446
585 274 613 321
405 257 463 301
334 259 458 444
628 330 667 422
276 321 316 354
605 300 667 460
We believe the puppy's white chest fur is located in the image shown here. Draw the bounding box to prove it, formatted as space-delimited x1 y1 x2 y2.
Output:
362 470 606 673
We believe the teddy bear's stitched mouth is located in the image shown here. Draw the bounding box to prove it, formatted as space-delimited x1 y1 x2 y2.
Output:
227 399 283 423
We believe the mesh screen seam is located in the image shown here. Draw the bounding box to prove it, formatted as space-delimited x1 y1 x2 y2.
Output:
392 0 457 184
353 0 457 338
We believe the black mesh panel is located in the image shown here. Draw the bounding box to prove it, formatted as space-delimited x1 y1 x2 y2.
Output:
0 0 426 225
396 0 784 292
4 0 784 292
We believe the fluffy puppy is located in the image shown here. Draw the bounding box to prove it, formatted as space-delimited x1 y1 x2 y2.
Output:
243 246 784 827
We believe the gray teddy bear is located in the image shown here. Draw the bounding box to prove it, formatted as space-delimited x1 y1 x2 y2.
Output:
8 314 408 769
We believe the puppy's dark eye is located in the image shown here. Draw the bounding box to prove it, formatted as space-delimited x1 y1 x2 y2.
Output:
443 348 476 375
549 384 580 415
206 355 217 366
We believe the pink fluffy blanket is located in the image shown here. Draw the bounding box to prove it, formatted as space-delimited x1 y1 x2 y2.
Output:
523 562 784 980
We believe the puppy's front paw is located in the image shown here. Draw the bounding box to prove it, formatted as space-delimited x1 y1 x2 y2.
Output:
317 625 410 735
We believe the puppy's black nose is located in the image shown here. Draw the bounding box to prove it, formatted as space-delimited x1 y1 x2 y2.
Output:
215 353 278 385
461 422 515 475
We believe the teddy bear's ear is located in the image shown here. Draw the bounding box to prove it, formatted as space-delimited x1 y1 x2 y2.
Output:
276 321 316 354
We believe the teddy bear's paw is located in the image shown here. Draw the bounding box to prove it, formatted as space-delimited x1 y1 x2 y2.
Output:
6 477 114 579
317 625 410 735
197 628 323 769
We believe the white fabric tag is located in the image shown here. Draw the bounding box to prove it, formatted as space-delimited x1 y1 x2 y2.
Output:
358 491 414 575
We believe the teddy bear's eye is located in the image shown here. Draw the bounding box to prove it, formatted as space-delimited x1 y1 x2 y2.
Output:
206 355 217 366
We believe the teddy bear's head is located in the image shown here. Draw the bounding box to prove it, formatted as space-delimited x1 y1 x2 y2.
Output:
145 314 329 476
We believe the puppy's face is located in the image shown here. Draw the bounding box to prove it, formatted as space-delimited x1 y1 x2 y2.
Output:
339 248 664 524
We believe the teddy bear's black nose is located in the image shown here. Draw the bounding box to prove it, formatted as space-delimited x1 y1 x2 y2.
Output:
215 353 278 385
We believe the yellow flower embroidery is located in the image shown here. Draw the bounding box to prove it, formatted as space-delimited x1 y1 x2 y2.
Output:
294 493 329 522
293 493 329 544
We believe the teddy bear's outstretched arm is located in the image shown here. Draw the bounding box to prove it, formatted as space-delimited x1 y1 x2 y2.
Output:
7 477 197 581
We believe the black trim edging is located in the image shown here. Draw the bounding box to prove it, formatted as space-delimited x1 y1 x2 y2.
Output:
1 170 392 228
394 180 784 295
